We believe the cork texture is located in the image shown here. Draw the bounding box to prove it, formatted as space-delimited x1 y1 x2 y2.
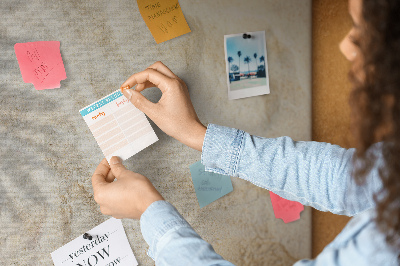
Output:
312 0 353 258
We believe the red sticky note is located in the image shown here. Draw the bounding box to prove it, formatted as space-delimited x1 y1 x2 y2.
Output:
14 41 67 90
269 191 304 223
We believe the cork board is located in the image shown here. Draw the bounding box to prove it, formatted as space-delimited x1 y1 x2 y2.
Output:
1 1 311 264
312 0 353 257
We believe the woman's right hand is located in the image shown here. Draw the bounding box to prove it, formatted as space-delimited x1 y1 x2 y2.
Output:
120 61 206 151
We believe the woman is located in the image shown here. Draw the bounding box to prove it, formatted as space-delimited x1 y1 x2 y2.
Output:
91 0 400 264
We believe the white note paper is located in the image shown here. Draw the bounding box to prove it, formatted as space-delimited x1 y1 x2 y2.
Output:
51 218 138 266
79 89 158 162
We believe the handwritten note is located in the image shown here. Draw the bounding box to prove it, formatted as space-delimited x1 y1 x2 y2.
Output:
79 90 158 162
14 41 67 90
189 161 233 208
137 0 191 44
51 218 138 266
269 191 304 223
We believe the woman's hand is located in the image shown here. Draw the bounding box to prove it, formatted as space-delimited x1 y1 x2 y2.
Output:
91 157 164 219
120 61 206 151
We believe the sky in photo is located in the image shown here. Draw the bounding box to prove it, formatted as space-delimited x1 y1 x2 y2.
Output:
226 33 266 73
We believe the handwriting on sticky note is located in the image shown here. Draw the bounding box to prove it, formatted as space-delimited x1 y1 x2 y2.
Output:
14 41 67 90
137 0 191 44
51 218 138 266
269 191 304 223
79 90 158 162
189 161 233 208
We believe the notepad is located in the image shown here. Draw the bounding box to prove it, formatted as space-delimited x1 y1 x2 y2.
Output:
189 161 233 208
269 191 304 223
80 90 158 162
137 0 191 43
14 41 67 90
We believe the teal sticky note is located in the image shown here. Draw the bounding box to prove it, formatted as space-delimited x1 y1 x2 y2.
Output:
189 161 233 208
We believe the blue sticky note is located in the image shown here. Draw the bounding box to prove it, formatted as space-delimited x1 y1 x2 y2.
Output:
189 161 233 208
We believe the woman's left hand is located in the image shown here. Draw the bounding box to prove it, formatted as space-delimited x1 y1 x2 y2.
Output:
91 157 164 219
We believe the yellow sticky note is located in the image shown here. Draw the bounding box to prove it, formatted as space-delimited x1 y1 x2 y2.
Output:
137 0 191 44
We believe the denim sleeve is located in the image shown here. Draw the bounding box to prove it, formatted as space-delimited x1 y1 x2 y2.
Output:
201 124 382 216
293 210 399 266
140 200 235 266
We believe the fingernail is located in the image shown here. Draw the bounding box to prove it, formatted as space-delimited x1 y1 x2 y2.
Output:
110 156 122 165
124 89 133 100
121 85 130 92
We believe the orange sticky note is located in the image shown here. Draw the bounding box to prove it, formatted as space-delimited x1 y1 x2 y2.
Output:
137 0 191 44
14 41 67 90
269 191 304 223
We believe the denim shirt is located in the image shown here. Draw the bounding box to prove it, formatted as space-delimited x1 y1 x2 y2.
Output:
140 124 399 265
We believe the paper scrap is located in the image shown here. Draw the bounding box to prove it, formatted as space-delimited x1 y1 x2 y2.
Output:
137 0 191 44
269 191 304 223
189 161 233 208
51 218 138 266
79 90 158 162
14 41 67 90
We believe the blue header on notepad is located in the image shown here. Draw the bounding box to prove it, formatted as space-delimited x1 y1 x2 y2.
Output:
80 91 123 116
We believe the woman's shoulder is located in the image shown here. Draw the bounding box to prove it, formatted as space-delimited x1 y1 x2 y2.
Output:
322 209 399 265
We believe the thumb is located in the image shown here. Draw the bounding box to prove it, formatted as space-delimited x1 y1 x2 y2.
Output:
122 89 155 115
109 156 128 178
92 158 111 189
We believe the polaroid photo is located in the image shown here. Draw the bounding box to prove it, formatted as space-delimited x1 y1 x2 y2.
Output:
224 31 270 100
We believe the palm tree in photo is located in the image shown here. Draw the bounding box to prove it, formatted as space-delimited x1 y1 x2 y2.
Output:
244 56 251 78
260 55 266 72
227 56 233 74
231 64 239 73
253 53 258 75
237 51 242 77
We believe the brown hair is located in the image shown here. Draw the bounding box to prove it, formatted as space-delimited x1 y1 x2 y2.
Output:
350 0 400 252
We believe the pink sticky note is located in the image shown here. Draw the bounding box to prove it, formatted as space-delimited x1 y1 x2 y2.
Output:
14 41 67 90
269 191 304 223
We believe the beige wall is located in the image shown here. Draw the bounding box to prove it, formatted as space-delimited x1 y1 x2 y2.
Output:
312 0 353 257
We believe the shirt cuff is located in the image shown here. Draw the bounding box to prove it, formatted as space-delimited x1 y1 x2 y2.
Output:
201 124 245 176
140 200 192 260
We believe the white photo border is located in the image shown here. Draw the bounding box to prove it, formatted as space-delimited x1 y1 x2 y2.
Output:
224 31 270 100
